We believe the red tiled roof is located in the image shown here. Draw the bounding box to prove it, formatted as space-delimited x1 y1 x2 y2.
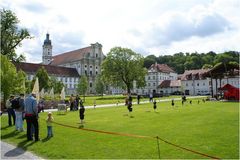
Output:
158 80 181 88
149 63 175 73
181 69 209 80
14 62 79 77
50 46 91 66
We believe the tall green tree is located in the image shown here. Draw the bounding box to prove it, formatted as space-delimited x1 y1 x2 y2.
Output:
13 69 26 94
101 47 147 94
1 9 32 61
95 74 105 96
0 55 17 106
49 77 64 94
34 66 50 91
77 75 88 101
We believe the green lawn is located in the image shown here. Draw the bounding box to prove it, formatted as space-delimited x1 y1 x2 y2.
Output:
1 99 239 159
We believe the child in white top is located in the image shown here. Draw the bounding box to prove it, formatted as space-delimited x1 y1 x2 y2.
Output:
46 112 54 138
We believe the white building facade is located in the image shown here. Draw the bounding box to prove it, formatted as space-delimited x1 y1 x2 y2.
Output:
181 69 239 96
41 33 105 94
133 63 178 95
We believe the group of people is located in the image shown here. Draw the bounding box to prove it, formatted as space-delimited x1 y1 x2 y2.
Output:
6 93 54 141
69 94 81 111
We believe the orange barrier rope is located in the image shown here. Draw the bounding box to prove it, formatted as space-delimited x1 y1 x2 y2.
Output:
52 121 221 159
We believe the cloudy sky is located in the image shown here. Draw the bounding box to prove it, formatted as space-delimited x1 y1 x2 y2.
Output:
2 0 240 63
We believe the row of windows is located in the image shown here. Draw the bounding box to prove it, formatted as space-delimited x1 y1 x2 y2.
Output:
59 77 79 82
148 83 156 87
184 80 239 87
85 65 98 70
85 70 98 76
185 82 207 87
66 82 93 89
87 52 99 58
147 76 171 80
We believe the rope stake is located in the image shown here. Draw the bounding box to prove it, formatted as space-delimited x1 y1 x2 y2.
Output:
156 136 161 159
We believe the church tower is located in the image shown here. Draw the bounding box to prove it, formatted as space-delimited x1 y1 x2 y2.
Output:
42 33 52 65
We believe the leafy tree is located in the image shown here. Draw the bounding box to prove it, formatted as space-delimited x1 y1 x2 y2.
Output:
144 55 157 69
102 47 147 94
50 76 64 94
202 64 213 69
34 66 51 91
1 9 32 61
13 69 26 94
95 74 105 96
0 55 17 106
77 75 88 101
25 80 32 94
144 51 239 74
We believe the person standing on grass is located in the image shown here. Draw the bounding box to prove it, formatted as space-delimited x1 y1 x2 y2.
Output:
149 93 153 102
137 94 141 104
15 94 25 131
171 99 175 107
93 99 96 109
6 95 15 126
153 99 157 112
69 94 74 111
79 100 85 124
127 95 133 117
75 95 80 110
46 112 54 138
190 100 192 105
25 93 39 141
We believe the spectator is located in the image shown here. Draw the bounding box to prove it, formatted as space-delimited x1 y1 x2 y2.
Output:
6 96 15 126
69 94 74 111
153 100 157 112
79 100 85 124
25 93 39 141
75 95 80 110
137 95 141 104
171 99 175 107
38 98 45 113
15 94 25 131
46 112 54 138
127 95 133 117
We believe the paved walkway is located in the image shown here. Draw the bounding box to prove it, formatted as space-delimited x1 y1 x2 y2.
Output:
1 141 42 159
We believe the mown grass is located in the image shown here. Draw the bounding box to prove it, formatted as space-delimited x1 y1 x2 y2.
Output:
1 99 239 159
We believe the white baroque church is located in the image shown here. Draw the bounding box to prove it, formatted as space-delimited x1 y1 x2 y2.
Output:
15 33 104 94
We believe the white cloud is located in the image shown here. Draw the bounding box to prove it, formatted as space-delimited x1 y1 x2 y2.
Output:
1 0 239 62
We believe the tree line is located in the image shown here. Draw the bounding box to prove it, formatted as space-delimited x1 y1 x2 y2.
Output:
144 51 239 74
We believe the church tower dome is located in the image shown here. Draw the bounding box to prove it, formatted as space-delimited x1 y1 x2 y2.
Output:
42 33 52 65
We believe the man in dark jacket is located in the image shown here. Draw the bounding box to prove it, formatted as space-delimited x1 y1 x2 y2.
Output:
6 96 15 126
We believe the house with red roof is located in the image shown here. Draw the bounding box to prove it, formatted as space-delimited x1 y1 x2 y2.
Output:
133 63 178 95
